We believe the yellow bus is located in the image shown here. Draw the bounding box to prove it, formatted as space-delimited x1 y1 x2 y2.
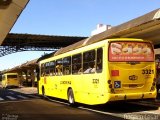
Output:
1 73 19 88
38 38 156 105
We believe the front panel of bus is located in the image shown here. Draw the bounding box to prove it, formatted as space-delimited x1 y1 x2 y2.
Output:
6 74 19 87
108 41 156 101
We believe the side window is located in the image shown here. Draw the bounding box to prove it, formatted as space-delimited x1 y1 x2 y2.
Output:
96 48 103 73
83 50 96 74
50 61 55 76
72 54 82 74
63 57 71 75
55 59 63 76
41 63 45 77
45 62 50 76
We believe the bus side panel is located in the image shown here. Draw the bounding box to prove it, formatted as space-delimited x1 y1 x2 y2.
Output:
74 46 110 105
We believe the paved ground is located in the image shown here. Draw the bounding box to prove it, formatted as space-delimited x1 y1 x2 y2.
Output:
0 99 124 120
0 87 39 102
10 86 38 94
0 87 160 120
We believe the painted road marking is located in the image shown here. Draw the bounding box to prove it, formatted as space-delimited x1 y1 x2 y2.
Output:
6 96 17 100
78 106 123 118
17 95 28 99
0 97 4 101
9 92 14 95
46 96 69 105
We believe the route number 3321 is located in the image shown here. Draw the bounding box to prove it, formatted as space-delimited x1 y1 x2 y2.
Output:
142 69 154 74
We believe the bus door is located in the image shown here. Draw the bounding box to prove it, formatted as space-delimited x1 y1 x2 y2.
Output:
108 41 155 94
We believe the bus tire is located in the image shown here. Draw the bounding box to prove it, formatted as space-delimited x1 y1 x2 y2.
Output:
67 88 76 106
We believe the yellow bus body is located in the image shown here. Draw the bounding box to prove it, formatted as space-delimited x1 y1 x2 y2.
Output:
38 38 156 105
2 73 19 88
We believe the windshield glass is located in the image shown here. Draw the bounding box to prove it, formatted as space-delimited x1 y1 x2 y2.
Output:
109 41 154 62
7 75 17 79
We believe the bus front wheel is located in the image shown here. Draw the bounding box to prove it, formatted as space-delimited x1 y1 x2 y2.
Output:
68 89 75 106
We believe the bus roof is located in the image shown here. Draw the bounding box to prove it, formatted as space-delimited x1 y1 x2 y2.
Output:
3 73 18 75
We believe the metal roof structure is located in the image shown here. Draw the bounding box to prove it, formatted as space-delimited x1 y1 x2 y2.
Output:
88 8 160 45
2 8 160 73
0 33 87 57
1 58 38 73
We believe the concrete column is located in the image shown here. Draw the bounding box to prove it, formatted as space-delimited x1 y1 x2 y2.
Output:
30 68 36 87
22 70 27 87
17 71 23 87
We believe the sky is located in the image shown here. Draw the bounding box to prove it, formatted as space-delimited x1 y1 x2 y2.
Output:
0 0 160 71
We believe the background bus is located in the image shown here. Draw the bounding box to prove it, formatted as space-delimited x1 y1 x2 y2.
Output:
38 38 156 105
1 73 19 88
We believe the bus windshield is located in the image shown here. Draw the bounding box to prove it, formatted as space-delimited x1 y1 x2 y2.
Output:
7 75 17 79
109 41 154 62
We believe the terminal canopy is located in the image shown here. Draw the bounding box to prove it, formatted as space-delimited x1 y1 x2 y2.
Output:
0 0 29 45
55 8 160 56
88 8 160 47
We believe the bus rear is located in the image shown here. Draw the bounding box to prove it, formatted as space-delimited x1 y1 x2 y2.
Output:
2 73 19 88
108 40 156 101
